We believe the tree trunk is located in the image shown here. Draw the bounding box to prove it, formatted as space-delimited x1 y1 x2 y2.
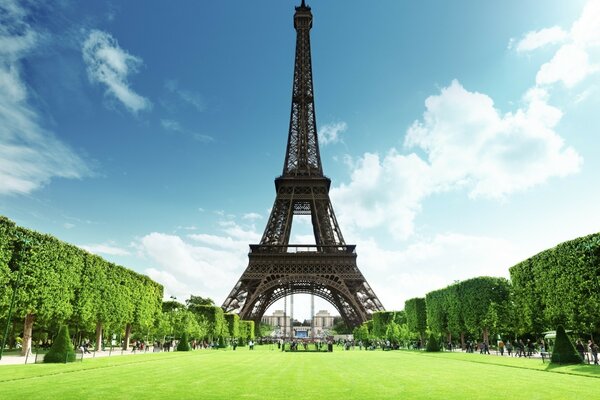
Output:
95 322 103 351
460 331 465 350
483 328 489 344
123 323 132 350
21 313 35 356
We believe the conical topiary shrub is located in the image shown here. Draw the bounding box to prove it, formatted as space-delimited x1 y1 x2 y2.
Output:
176 332 191 351
425 333 441 352
551 325 582 364
44 325 76 363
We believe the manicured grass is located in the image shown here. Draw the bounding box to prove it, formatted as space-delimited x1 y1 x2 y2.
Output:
0 347 598 399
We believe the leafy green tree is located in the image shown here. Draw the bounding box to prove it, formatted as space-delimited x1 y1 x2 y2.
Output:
372 311 395 339
425 289 448 338
405 297 427 343
510 233 600 336
332 316 352 334
459 277 510 343
446 283 466 348
224 313 240 341
195 305 226 342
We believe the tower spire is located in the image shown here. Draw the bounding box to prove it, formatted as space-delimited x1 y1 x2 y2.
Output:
285 0 319 176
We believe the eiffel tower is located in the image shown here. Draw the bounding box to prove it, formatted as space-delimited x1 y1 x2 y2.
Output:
222 1 384 328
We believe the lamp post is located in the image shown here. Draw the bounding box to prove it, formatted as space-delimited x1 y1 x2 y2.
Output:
0 235 30 360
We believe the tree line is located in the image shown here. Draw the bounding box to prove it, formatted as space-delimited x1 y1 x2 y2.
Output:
354 232 600 348
0 216 258 355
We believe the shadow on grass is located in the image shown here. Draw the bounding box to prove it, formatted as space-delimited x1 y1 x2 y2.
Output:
545 362 600 378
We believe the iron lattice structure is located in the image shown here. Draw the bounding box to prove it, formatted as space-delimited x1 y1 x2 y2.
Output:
222 1 384 328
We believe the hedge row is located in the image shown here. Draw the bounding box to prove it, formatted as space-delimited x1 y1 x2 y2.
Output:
510 233 600 334
0 215 163 355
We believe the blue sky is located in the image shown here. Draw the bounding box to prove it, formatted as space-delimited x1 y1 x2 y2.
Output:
1 0 599 320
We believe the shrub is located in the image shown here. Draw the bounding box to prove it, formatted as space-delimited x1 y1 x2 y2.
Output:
177 332 191 351
425 333 441 352
44 325 76 363
551 325 582 364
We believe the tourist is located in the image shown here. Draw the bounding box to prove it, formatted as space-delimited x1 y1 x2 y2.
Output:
589 340 598 365
249 340 254 350
498 340 505 356
505 340 513 356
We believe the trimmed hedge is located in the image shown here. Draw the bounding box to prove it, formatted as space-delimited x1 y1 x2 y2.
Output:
551 325 582 364
177 332 191 351
0 215 163 355
425 333 441 352
44 325 76 363
405 298 427 340
510 233 600 334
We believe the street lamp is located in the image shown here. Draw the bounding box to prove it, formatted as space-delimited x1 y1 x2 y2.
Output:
0 234 30 360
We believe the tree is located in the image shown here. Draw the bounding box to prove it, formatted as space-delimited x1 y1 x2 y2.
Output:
224 313 240 341
185 295 215 311
459 277 510 344
425 289 448 338
372 311 395 339
332 316 352 334
195 305 226 342
405 298 427 343
510 233 600 336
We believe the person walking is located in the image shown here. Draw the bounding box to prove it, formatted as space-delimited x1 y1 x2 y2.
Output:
589 340 598 365
498 340 505 356
506 340 513 356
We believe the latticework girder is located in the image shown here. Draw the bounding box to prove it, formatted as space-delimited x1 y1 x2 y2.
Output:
222 2 385 329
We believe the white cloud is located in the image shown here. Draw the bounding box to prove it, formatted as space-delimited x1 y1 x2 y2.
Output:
242 212 262 221
536 44 597 88
355 233 529 310
164 79 205 111
318 121 347 145
137 221 261 302
160 118 214 143
0 0 91 196
514 26 568 52
517 0 600 88
332 80 581 239
82 29 151 113
80 242 131 256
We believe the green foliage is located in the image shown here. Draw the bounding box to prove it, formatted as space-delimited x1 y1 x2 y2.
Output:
551 325 582 364
239 320 255 343
0 215 164 352
510 233 600 335
405 298 427 340
372 311 395 339
458 277 510 339
195 305 226 341
224 313 240 338
258 322 273 337
353 323 370 342
332 316 352 334
425 333 441 352
44 325 76 363
425 289 448 335
177 332 191 351
185 295 215 311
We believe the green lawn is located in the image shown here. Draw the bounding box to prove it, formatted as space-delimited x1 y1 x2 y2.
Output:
0 347 598 399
